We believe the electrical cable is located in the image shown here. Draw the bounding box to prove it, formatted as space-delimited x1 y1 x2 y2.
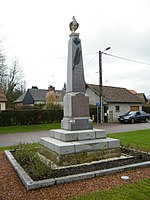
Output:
103 52 150 66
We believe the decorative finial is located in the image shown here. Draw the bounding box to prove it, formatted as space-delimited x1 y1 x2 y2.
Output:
69 16 79 33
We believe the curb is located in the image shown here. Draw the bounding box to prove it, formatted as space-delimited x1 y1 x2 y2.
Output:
5 150 150 190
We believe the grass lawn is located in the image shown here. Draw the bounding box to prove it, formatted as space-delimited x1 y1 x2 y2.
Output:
71 178 150 200
0 123 61 134
108 129 150 151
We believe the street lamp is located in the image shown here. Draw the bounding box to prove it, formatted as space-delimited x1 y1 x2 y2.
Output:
99 47 111 123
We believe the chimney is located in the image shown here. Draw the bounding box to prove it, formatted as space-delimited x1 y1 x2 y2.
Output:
32 86 38 89
48 85 55 92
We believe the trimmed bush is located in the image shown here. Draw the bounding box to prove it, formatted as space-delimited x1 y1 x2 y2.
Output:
0 110 63 126
0 107 97 126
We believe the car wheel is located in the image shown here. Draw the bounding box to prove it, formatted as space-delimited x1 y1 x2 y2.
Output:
131 118 135 124
145 118 149 123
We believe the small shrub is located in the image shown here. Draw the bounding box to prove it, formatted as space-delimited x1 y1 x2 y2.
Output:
12 143 52 181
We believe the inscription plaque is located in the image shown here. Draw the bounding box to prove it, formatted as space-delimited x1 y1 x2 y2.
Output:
72 93 89 117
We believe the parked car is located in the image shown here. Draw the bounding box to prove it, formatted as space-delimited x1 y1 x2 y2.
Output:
118 111 150 124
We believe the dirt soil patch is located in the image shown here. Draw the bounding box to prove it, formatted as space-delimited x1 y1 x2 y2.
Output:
0 150 150 200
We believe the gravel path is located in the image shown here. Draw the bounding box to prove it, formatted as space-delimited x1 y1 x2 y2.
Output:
0 151 150 200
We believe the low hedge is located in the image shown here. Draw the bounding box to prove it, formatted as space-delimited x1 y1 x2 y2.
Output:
0 108 97 126
143 106 150 114
0 110 63 126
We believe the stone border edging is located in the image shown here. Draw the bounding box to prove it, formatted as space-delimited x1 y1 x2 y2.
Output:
4 150 150 191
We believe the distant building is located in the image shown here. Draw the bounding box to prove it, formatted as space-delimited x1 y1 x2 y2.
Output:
128 90 148 105
0 83 7 110
13 86 64 109
86 84 144 122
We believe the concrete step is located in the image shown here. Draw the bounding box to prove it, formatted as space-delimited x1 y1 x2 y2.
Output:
49 128 106 142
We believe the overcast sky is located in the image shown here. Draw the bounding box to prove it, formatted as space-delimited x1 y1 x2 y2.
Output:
1 0 150 96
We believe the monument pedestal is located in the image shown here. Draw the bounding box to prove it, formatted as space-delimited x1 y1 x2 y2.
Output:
39 129 120 166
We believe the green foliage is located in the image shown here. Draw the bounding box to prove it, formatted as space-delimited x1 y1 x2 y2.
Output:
143 106 150 113
0 143 40 151
0 107 96 126
12 143 52 181
0 109 63 126
71 179 150 200
6 89 23 109
108 129 150 151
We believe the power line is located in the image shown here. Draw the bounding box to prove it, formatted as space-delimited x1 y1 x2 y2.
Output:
103 52 150 66
85 55 97 65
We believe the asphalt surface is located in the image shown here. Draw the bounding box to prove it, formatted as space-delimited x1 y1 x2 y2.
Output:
0 122 150 147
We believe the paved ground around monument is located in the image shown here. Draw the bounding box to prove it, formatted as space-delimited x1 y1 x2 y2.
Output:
0 151 150 200
0 122 150 147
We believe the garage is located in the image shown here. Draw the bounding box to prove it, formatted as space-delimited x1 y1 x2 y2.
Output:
130 106 139 111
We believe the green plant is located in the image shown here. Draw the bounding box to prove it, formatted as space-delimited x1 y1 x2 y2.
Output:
0 110 63 126
12 143 52 181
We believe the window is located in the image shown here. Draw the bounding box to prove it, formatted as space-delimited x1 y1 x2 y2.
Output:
115 106 120 112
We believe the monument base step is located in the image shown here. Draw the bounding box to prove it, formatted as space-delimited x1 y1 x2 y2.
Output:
39 144 121 166
39 130 121 166
49 128 106 142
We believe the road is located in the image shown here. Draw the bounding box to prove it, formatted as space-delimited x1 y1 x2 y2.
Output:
0 122 149 147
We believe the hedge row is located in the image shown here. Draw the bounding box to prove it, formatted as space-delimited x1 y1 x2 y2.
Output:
0 108 97 126
0 110 63 126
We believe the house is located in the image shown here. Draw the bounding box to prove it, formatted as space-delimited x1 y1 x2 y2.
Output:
128 90 148 106
86 84 143 122
13 86 64 109
0 83 7 110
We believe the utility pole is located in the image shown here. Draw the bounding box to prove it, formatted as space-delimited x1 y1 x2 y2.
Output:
98 47 111 123
99 51 103 123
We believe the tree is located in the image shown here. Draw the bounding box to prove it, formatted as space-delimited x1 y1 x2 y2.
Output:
5 57 25 108
0 40 7 85
45 90 62 110
0 34 25 109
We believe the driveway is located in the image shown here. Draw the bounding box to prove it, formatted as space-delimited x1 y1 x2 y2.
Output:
0 122 149 147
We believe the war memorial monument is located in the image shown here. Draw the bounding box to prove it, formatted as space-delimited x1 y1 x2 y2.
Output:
40 17 120 166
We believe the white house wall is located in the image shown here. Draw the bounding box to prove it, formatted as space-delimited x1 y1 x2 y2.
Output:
86 87 99 105
107 103 142 122
86 87 142 123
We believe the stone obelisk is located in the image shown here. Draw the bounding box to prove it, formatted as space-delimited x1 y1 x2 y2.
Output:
61 16 93 131
39 17 120 166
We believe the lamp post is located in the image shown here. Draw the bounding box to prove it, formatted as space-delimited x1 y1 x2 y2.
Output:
99 47 111 123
